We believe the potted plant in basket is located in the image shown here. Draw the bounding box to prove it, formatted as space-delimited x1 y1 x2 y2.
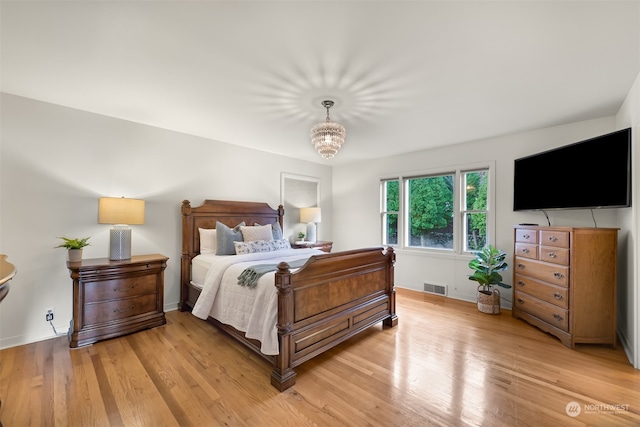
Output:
468 245 511 314
55 237 91 262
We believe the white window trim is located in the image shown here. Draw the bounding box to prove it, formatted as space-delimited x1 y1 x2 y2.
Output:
380 160 495 257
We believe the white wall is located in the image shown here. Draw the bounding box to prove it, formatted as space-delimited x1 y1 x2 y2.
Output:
615 72 640 368
332 117 623 311
0 93 332 349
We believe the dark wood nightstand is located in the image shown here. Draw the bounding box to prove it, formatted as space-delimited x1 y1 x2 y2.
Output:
291 241 333 253
67 254 168 348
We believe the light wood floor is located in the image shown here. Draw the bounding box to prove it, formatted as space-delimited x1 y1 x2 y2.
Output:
1 288 639 427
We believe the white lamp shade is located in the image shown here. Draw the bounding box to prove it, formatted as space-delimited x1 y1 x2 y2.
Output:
300 207 321 224
98 197 145 225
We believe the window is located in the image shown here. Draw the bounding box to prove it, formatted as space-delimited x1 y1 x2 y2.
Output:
381 179 399 245
381 165 492 253
407 174 454 249
463 170 488 252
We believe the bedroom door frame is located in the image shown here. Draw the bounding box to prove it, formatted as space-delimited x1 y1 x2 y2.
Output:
280 173 320 242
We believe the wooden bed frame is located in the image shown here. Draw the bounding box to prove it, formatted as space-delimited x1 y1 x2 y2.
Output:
180 199 398 391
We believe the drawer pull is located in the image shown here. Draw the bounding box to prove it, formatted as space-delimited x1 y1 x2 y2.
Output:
518 263 525 269
553 272 564 279
553 313 564 321
114 285 135 292
522 248 529 254
553 292 564 300
548 235 558 242
517 280 525 286
522 234 530 240
517 298 525 304
548 252 557 258
114 305 135 314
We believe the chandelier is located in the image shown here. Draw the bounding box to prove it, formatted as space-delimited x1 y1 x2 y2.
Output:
310 100 346 159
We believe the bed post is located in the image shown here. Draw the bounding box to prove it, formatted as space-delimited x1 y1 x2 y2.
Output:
383 246 398 327
179 200 193 311
272 261 296 391
277 205 284 230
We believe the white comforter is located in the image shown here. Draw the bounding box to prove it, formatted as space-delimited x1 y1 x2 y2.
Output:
191 248 323 355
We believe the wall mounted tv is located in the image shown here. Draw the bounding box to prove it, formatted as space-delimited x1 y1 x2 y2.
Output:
513 128 631 211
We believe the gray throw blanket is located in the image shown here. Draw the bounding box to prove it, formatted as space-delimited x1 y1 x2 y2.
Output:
237 259 308 288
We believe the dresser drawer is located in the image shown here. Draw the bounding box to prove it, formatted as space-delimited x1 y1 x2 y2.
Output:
515 229 538 244
84 293 158 325
540 247 570 265
515 243 538 260
540 230 570 248
514 274 568 309
514 291 569 332
514 257 569 287
84 274 157 303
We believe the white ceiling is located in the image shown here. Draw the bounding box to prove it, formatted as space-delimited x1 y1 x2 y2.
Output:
1 1 638 165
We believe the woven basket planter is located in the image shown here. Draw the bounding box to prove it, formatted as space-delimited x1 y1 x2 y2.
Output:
477 289 501 314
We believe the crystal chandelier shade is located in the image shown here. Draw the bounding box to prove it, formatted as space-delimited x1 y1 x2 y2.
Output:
310 100 346 159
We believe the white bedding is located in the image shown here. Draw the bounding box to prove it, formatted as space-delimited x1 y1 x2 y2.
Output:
191 248 323 355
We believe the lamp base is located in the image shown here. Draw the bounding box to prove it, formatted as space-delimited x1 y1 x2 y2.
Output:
109 226 131 260
306 223 317 243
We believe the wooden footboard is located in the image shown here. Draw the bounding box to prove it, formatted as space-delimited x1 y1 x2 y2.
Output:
272 246 397 390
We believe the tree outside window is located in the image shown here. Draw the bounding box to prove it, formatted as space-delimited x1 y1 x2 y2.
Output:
464 170 488 251
382 179 399 245
407 175 454 249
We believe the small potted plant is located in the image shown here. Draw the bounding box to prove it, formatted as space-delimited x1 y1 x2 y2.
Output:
55 237 91 262
296 231 305 244
468 245 511 314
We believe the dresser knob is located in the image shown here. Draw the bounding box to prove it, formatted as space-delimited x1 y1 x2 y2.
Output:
522 248 529 254
549 252 557 258
553 292 564 300
553 272 564 279
517 298 524 304
518 264 525 269
523 234 530 239
553 313 564 321
517 281 525 286
549 235 558 242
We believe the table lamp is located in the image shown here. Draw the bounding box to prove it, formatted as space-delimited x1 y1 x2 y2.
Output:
98 197 145 260
300 207 321 243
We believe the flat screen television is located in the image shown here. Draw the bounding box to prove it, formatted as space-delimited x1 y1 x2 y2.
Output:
513 128 631 211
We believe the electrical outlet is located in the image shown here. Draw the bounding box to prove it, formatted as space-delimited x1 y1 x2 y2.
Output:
45 308 54 322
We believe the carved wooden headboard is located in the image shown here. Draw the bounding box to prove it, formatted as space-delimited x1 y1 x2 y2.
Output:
180 199 284 309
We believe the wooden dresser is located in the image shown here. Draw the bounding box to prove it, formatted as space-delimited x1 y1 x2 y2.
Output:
512 226 618 348
67 254 168 348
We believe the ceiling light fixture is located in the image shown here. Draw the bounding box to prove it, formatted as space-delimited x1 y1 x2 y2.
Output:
310 100 346 159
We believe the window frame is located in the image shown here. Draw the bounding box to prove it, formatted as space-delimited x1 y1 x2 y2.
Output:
381 178 401 246
380 161 495 255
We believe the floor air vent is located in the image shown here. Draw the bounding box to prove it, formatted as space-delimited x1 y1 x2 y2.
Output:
423 283 447 296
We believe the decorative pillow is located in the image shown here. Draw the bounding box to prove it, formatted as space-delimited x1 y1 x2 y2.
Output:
240 224 273 242
199 228 217 254
216 221 246 255
234 239 291 255
254 222 283 240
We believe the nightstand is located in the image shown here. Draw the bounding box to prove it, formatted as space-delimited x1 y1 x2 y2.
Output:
291 241 333 253
67 254 168 348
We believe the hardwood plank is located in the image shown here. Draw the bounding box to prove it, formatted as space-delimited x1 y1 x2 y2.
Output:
1 288 639 426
